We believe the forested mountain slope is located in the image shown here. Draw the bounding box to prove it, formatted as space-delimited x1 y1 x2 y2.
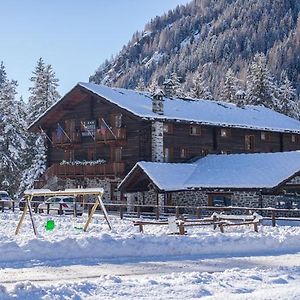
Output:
90 0 300 98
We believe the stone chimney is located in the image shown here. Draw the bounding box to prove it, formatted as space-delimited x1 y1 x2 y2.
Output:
162 78 174 98
152 89 165 115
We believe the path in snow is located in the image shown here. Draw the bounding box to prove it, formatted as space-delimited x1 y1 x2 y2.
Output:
1 253 300 287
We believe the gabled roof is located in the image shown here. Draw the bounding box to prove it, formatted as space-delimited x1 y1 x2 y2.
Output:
119 151 300 192
30 82 300 134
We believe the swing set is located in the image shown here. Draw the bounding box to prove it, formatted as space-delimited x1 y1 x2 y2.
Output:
15 188 112 236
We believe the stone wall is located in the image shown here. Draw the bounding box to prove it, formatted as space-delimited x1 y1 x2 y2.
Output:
126 189 282 209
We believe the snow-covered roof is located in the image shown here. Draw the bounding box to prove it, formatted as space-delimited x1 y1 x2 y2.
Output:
78 82 300 134
30 82 300 134
123 151 300 191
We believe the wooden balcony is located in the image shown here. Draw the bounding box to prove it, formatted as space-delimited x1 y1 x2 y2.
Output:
52 128 126 145
52 132 81 144
95 128 126 142
43 162 126 181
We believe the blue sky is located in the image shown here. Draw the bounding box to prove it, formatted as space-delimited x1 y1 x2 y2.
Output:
0 0 190 100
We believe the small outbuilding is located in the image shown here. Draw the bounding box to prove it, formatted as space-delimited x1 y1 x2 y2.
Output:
118 151 300 210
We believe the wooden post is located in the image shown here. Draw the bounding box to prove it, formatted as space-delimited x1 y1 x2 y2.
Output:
139 223 143 233
47 203 50 214
15 195 36 235
137 206 141 218
219 223 224 233
196 207 201 219
88 204 92 216
175 206 179 219
74 198 77 217
156 205 159 220
271 211 276 227
1 201 4 212
120 205 123 219
59 203 63 215
254 222 258 232
12 201 15 212
178 222 185 235
213 214 217 230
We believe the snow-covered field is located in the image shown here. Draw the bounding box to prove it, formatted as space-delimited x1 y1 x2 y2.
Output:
0 211 300 299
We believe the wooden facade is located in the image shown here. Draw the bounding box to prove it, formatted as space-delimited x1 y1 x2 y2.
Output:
29 84 300 198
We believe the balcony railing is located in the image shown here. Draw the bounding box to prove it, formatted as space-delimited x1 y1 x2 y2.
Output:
52 132 81 144
95 128 126 142
52 128 126 144
43 162 125 181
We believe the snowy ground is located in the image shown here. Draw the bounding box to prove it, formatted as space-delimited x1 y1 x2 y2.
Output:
0 211 300 299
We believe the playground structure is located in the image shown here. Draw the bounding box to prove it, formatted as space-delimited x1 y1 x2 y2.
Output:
15 188 112 236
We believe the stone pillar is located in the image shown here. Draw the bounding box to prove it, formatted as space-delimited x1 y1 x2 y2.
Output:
152 121 164 162
126 193 135 212
158 193 165 214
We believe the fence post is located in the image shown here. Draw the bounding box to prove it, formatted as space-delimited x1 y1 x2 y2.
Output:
156 205 160 220
47 203 50 214
120 205 123 219
12 201 15 212
175 206 179 219
137 206 141 218
1 201 4 212
196 207 201 219
59 203 63 215
271 211 276 227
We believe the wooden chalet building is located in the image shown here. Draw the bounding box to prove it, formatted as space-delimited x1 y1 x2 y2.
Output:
29 82 300 203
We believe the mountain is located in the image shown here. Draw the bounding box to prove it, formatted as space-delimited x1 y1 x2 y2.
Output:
89 0 300 98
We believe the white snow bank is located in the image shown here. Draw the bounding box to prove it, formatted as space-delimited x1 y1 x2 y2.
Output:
1 212 300 266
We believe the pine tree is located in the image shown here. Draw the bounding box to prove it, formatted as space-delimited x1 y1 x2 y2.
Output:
0 75 27 195
0 61 7 88
18 135 47 193
278 71 298 118
221 68 240 103
135 78 146 91
190 70 213 100
28 58 60 124
246 53 277 109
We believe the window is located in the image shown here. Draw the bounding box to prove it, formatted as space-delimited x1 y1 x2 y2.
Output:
245 135 255 151
163 123 173 134
180 148 188 159
164 147 173 162
220 128 230 137
292 135 297 143
190 125 201 136
208 194 232 207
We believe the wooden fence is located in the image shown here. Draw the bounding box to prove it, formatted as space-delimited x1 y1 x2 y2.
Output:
2 200 300 227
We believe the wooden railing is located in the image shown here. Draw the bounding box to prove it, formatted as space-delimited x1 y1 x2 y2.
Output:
52 128 126 145
5 202 300 228
95 128 126 142
52 132 81 144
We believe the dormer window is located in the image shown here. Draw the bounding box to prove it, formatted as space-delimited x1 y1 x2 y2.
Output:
190 125 201 136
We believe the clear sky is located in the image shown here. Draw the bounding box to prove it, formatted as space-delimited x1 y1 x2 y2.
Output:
0 0 191 100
